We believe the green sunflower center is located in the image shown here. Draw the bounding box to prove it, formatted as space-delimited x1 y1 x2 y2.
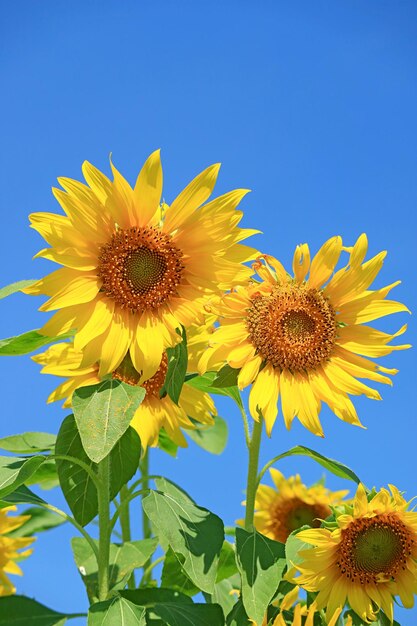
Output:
337 512 415 584
286 503 324 532
124 248 168 294
98 226 184 312
353 526 402 573
246 284 337 371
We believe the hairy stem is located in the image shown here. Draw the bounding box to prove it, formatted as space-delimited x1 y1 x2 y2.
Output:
244 416 263 531
97 454 111 601
140 451 153 584
119 484 136 589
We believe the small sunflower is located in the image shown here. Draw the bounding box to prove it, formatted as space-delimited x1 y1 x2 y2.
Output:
0 507 34 596
252 469 348 543
295 484 417 622
33 335 216 451
24 151 258 381
200 234 410 436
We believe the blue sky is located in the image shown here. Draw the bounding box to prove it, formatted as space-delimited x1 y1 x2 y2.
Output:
1 1 416 623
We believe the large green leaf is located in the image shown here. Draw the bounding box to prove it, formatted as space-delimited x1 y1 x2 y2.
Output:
285 527 312 569
187 416 228 455
151 603 224 626
0 330 73 356
259 445 361 486
142 478 224 594
72 537 158 601
226 600 251 626
56 415 141 526
235 528 286 625
161 547 200 596
216 541 238 582
88 597 146 626
212 365 240 388
161 327 188 404
0 279 38 300
186 372 243 409
121 588 193 607
72 380 145 462
205 574 241 620
8 507 65 537
0 595 74 625
0 455 46 498
346 609 400 626
158 428 179 457
0 432 56 453
0 485 46 507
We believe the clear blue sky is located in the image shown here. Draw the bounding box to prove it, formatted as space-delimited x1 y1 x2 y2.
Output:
1 1 416 623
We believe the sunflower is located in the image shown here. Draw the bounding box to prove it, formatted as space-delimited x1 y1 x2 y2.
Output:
0 507 34 596
268 603 347 626
295 484 417 622
252 469 348 543
199 234 410 436
33 333 216 450
24 151 258 382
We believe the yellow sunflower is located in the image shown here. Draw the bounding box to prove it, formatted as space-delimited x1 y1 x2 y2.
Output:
0 507 34 596
268 603 347 626
33 337 216 450
252 469 348 543
199 234 410 436
24 151 258 382
295 484 417 622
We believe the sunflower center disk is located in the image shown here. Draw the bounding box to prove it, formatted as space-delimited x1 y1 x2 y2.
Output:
113 352 168 398
337 513 414 584
98 226 184 312
269 497 331 543
246 284 337 371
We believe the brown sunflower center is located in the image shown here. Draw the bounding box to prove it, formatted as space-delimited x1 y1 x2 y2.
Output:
246 284 337 371
268 497 331 543
336 513 414 584
98 226 184 312
112 352 168 398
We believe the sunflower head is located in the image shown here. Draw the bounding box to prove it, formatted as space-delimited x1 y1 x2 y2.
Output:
0 507 34 596
200 234 410 437
251 469 348 543
295 483 417 623
24 151 259 382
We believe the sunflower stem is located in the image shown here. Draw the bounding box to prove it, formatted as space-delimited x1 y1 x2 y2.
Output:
97 454 111 601
140 451 153 585
244 415 263 531
119 484 136 589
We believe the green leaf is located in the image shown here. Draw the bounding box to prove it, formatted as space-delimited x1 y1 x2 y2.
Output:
187 416 228 455
206 574 241 620
212 365 240 388
142 479 224 594
262 445 361 486
216 541 238 582
161 327 188 404
235 527 286 625
161 547 200 596
26 459 59 490
8 507 65 537
151 603 224 626
88 597 146 626
0 330 73 356
345 609 401 626
56 415 141 526
158 428 178 458
186 373 243 409
226 599 251 626
73 380 145 462
0 485 46 507
285 527 312 569
0 595 71 625
0 279 37 300
0 432 56 454
72 537 158 601
0 455 46 498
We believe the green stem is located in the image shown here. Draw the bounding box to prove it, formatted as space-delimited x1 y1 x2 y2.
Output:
140 555 165 585
140 451 153 584
119 484 136 589
244 416 263 531
97 454 111 602
238 403 251 449
109 489 147 531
